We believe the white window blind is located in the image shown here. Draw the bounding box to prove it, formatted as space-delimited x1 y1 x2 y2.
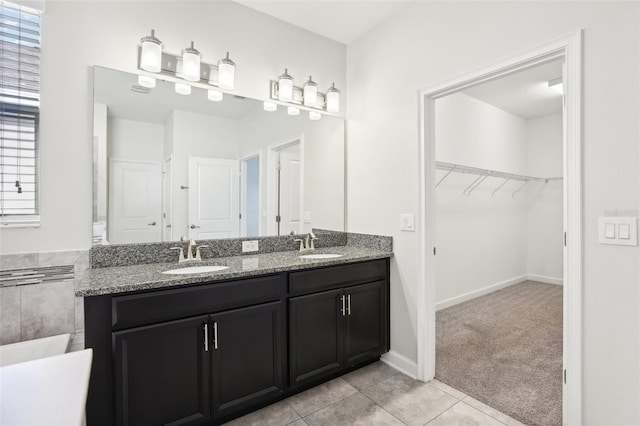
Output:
0 1 40 225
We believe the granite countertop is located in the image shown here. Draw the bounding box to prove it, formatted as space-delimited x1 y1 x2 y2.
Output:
75 246 393 297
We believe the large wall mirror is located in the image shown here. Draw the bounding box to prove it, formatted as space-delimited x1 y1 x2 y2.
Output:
92 66 345 245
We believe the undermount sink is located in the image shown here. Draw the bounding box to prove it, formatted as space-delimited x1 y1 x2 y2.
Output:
162 265 229 275
299 254 344 260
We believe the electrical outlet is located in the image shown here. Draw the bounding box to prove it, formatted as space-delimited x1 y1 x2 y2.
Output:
400 214 415 231
242 240 259 252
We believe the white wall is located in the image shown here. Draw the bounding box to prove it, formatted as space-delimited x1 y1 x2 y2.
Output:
346 2 639 424
526 114 563 282
108 118 164 163
0 0 345 254
435 93 529 304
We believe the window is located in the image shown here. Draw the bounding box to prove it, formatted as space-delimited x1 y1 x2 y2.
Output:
0 1 41 226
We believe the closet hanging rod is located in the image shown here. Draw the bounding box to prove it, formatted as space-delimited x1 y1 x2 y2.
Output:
435 161 562 184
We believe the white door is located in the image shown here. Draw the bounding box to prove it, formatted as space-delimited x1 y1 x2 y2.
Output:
278 146 302 235
162 157 172 242
188 157 240 240
109 160 162 244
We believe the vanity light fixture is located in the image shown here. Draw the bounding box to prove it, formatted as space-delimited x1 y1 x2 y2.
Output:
137 75 156 88
326 83 340 113
217 52 235 90
287 106 300 116
303 76 318 107
207 89 223 102
140 29 163 73
309 111 321 121
175 82 191 95
182 41 201 82
278 69 294 102
548 78 563 94
137 30 237 95
263 101 277 112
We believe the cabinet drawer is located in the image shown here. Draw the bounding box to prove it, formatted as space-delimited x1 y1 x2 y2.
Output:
112 274 282 330
289 259 387 296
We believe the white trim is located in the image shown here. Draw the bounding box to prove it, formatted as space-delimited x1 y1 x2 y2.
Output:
417 32 582 426
267 136 304 236
380 350 418 379
239 151 262 238
527 274 563 286
436 275 527 311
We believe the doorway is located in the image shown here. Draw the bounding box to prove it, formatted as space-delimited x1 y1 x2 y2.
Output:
418 33 582 425
240 153 261 238
268 139 304 236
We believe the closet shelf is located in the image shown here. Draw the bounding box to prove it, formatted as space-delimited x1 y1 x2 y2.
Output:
435 161 562 196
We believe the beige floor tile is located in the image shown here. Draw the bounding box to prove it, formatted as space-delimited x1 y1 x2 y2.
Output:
287 377 358 417
304 392 404 426
361 373 457 426
427 401 505 426
342 361 401 391
431 380 467 400
224 399 301 426
463 396 526 426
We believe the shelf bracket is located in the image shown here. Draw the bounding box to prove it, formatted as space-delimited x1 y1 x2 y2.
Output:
491 178 512 197
436 165 456 188
512 180 529 197
467 174 488 195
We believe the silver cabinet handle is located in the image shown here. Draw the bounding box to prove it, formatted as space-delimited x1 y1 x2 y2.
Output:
341 295 346 316
148 221 157 226
190 224 200 229
204 323 209 352
213 322 218 350
347 294 351 316
166 224 172 228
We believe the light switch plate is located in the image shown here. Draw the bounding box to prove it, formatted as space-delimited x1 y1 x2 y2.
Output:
242 240 259 253
400 214 415 232
303 211 311 223
598 217 637 246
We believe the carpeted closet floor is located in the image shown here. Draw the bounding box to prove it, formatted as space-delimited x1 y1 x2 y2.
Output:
436 281 562 426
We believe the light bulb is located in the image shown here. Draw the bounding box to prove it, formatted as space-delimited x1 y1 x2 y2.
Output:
287 106 300 116
326 83 340 113
309 111 321 120
140 30 163 73
264 101 277 112
175 82 191 95
137 75 156 88
182 41 201 82
207 89 223 102
303 76 318 107
218 52 235 90
278 69 294 102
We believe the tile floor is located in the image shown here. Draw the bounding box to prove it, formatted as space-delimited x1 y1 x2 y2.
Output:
225 361 526 426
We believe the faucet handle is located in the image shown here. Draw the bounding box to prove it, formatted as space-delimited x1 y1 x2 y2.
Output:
195 245 209 261
170 247 185 263
294 238 305 251
309 235 319 250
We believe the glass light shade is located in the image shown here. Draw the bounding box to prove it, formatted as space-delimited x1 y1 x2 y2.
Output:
263 101 277 112
218 52 235 90
278 69 294 102
303 76 318 107
309 111 321 121
175 82 191 95
326 83 340 113
182 41 201 82
140 30 163 73
287 106 300 116
207 89 223 102
137 75 156 88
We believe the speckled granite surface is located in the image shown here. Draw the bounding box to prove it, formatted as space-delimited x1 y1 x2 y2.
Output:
76 245 392 297
346 231 393 252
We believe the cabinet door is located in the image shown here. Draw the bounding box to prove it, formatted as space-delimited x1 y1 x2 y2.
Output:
289 288 344 386
345 281 387 366
211 301 284 420
113 315 211 426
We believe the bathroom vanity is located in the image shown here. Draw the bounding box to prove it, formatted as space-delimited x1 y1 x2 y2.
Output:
78 243 391 426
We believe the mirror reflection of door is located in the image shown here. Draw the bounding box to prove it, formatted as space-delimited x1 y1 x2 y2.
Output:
162 157 172 242
273 142 302 236
109 159 161 244
188 156 240 240
240 155 260 238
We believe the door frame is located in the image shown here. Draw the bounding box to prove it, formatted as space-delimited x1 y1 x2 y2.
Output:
267 136 305 236
162 155 173 242
417 31 582 425
239 151 262 238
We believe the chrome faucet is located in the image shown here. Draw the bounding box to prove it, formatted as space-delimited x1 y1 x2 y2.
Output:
294 232 319 252
170 238 209 263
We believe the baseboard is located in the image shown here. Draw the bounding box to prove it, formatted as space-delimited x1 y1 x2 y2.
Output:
381 350 418 379
436 275 527 311
527 274 563 285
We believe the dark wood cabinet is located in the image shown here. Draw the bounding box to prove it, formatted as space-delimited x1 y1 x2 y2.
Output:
211 301 284 421
113 315 211 426
289 280 388 387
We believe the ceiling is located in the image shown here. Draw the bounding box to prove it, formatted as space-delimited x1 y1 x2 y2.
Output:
461 59 564 120
235 0 408 44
